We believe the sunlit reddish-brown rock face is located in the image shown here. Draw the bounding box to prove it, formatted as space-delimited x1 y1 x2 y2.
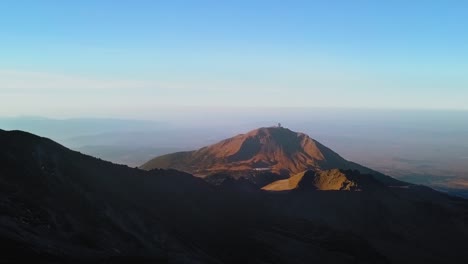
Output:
141 127 354 176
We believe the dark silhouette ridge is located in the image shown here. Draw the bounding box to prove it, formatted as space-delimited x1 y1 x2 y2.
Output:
0 129 390 263
1 129 468 263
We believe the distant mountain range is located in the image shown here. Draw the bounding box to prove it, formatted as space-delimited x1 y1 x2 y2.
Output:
1 128 468 263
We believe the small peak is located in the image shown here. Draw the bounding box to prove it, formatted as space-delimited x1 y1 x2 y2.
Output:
263 169 381 192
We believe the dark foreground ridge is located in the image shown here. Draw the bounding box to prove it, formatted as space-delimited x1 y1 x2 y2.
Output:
1 129 468 263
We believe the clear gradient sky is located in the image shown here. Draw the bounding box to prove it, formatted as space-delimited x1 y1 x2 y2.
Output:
1 0 468 117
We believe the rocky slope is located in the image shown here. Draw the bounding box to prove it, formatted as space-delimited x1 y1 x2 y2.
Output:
0 129 390 263
262 169 384 191
2 129 468 263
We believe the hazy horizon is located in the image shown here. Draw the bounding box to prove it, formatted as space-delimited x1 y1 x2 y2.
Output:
2 109 468 196
2 106 468 121
1 1 468 195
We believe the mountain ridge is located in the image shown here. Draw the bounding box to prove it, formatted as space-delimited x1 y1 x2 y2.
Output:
1 129 468 263
0 129 392 263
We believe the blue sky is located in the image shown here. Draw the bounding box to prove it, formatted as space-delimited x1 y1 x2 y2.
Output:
1 0 467 117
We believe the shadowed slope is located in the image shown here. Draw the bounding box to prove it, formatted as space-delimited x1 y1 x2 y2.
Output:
204 171 288 189
0 130 392 263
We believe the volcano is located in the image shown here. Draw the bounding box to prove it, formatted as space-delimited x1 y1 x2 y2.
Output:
142 126 354 174
141 126 397 184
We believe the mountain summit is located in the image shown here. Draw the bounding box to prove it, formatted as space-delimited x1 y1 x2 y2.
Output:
142 126 376 177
